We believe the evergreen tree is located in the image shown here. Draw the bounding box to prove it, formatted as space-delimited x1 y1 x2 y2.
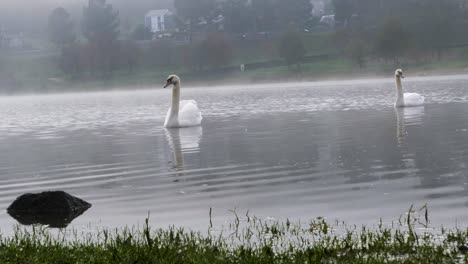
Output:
48 7 76 48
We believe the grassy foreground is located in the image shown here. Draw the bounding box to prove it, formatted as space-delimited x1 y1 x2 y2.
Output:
1 208 468 263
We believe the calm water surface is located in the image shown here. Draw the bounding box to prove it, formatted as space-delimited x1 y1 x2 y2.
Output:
1 75 468 231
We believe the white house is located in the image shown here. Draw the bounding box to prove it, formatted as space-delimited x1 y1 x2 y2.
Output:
0 32 25 49
320 14 335 27
145 9 172 33
311 0 326 16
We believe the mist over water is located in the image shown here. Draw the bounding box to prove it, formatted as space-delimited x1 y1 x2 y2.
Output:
0 76 468 231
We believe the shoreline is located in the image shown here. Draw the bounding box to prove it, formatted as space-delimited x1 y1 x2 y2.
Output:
2 212 468 263
2 68 468 97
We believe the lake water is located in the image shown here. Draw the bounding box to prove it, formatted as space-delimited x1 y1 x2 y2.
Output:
1 75 468 232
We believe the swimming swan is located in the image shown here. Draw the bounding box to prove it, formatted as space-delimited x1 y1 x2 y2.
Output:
163 75 202 128
394 69 425 107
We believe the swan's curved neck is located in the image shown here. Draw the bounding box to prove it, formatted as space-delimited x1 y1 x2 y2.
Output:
170 82 181 119
395 76 404 106
395 108 405 145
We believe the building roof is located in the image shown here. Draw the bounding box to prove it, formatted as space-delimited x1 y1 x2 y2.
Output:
145 9 171 18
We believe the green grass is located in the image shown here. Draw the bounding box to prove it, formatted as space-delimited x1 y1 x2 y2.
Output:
1 207 468 263
2 33 468 93
412 58 468 73
2 52 468 93
303 31 337 55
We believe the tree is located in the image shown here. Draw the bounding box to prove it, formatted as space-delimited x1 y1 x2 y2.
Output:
60 43 85 78
47 7 76 48
146 41 177 67
174 0 216 42
375 19 411 63
82 0 120 76
116 41 140 73
221 0 253 34
132 24 151 41
251 0 277 32
182 33 233 71
278 30 306 68
82 0 119 45
346 38 369 68
0 54 4 74
199 33 233 69
406 0 460 51
275 0 313 30
332 0 355 26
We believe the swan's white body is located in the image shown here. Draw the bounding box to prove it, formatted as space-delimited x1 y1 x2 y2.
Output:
163 75 202 128
164 100 202 128
394 69 425 107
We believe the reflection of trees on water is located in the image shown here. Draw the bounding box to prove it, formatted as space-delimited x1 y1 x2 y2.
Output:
157 105 468 201
193 114 321 191
334 107 426 185
409 105 468 194
334 109 403 184
329 105 468 202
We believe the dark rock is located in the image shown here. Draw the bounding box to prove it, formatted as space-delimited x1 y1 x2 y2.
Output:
458 245 468 253
7 191 91 228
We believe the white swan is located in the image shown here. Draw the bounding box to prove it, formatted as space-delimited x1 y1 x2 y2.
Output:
394 69 425 107
163 75 202 128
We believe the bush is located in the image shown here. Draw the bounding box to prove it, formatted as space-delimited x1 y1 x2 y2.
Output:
48 7 76 48
375 19 412 64
346 38 369 68
60 43 84 78
278 30 306 68
183 33 234 71
132 24 152 41
59 40 140 78
146 41 178 68
115 41 140 73
200 33 233 70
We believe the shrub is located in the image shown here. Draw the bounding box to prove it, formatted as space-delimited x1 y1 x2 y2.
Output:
278 30 306 68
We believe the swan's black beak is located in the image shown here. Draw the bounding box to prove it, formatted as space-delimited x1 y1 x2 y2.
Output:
401 75 405 79
163 81 171 88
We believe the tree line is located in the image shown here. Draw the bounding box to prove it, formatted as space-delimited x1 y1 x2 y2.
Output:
333 0 468 67
48 0 468 79
173 0 314 35
48 0 316 79
48 0 131 79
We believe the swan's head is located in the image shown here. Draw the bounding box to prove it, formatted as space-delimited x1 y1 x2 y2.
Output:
395 69 404 79
164 74 180 88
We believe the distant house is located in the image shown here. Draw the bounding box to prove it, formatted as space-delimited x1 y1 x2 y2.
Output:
311 0 326 16
145 9 172 33
320 14 335 27
0 31 25 50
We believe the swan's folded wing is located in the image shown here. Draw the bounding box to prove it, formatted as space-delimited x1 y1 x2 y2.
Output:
179 100 198 109
403 93 425 106
178 100 203 127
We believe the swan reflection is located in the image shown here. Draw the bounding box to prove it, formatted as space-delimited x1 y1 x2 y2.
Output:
395 106 425 144
164 127 203 174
